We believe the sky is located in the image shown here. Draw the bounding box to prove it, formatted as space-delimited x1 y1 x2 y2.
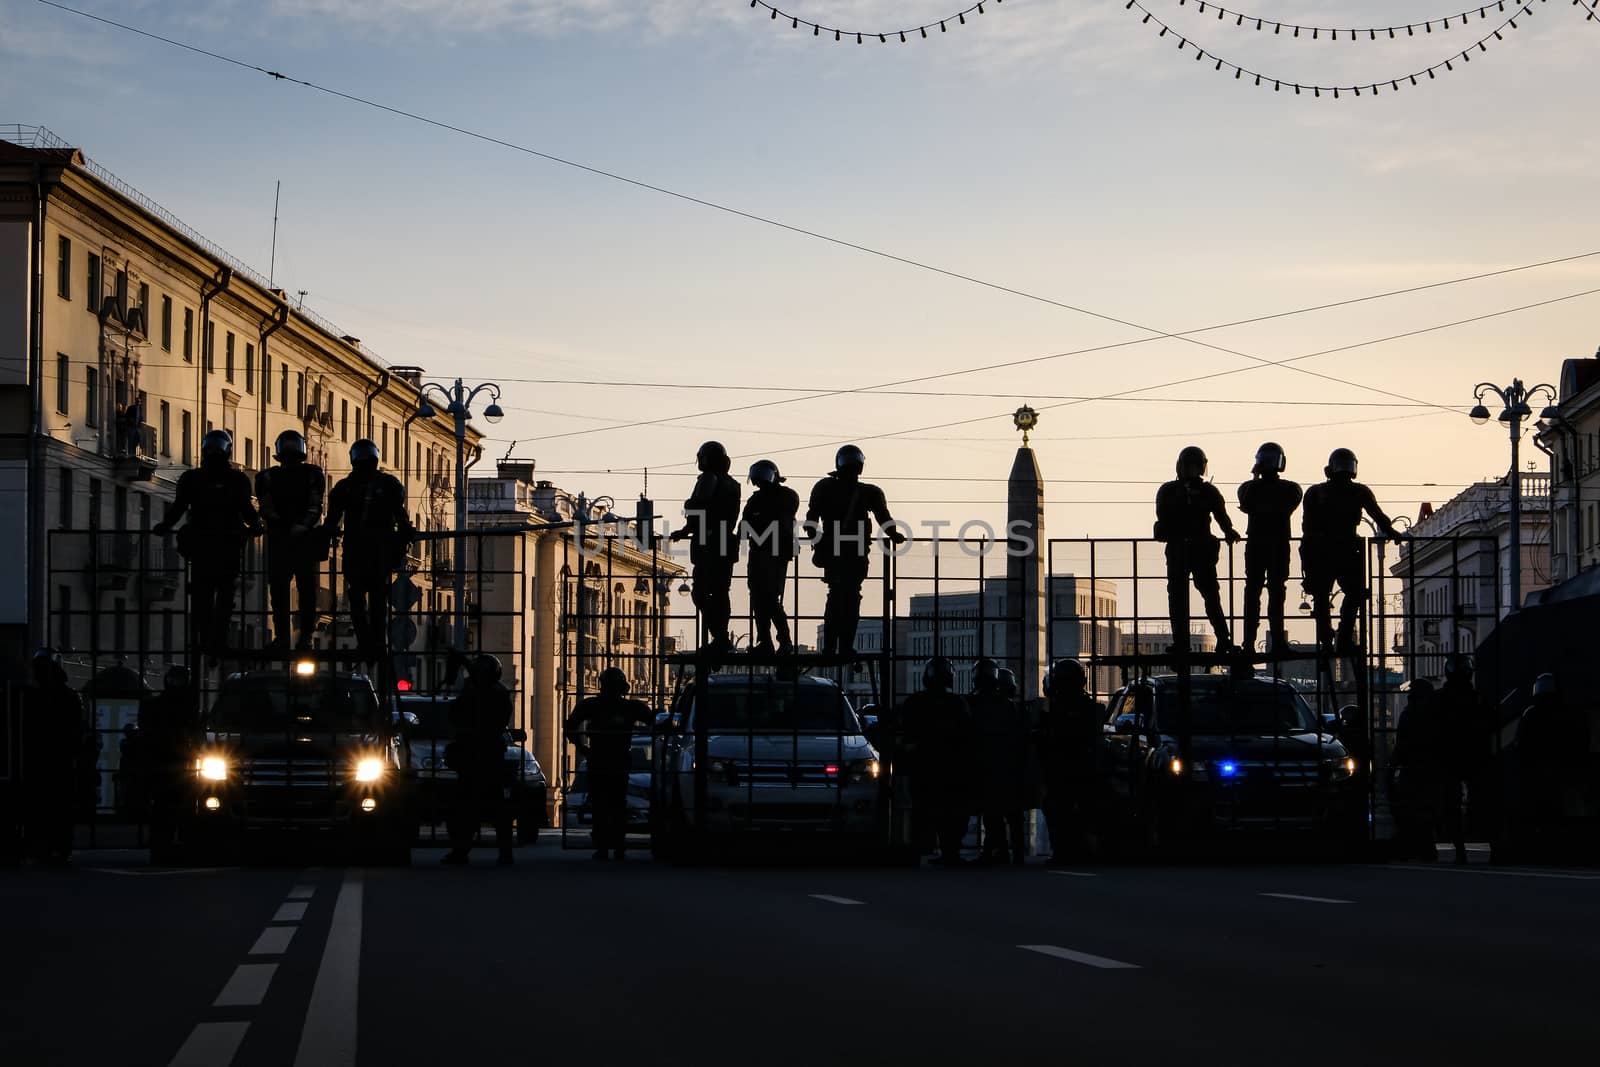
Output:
4 0 1598 542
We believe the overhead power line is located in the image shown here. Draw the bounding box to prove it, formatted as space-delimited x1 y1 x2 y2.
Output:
26 0 1513 422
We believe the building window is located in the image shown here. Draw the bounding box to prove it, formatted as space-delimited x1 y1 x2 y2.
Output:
244 438 254 470
55 354 69 414
57 236 71 299
355 406 362 440
380 422 388 458
115 270 128 316
88 478 101 530
296 373 305 417
137 282 149 333
183 307 193 362
114 485 128 531
245 342 255 394
58 468 72 528
85 367 99 427
160 295 172 351
262 354 271 404
159 401 170 456
281 365 289 412
86 253 101 312
205 322 215 373
341 399 349 442
181 410 192 465
225 331 235 382
57 587 71 649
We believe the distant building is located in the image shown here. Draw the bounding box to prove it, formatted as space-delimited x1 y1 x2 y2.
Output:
1535 347 1600 583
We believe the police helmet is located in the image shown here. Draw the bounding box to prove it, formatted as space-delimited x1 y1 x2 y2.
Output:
349 438 380 468
470 653 502 685
1176 445 1208 480
1532 673 1557 698
598 666 630 696
1405 678 1435 701
996 668 1018 698
1443 652 1473 679
974 657 999 687
1046 658 1087 696
163 664 192 690
835 445 866 473
1253 441 1286 474
274 429 308 463
922 656 955 691
31 647 62 668
200 429 233 461
696 441 730 473
749 459 784 487
1327 448 1358 478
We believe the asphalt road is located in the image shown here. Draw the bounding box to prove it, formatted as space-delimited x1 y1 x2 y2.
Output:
4 839 1596 1066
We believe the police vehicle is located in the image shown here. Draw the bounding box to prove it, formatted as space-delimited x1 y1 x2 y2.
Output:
180 660 412 863
650 673 882 857
1098 674 1365 850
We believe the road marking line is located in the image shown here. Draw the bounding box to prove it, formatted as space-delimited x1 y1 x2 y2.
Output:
293 868 363 1067
1019 944 1141 970
809 894 865 906
87 867 237 876
287 885 316 900
249 926 297 956
1260 892 1352 905
1047 870 1099 878
213 963 278 1008
1384 865 1600 881
273 902 308 922
169 1021 250 1067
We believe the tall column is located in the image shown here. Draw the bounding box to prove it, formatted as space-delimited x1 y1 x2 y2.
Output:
1007 407 1046 703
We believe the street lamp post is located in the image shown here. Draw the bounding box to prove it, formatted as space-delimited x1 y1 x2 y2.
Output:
1470 378 1559 612
416 378 505 648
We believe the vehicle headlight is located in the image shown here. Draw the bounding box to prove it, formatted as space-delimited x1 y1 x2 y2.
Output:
1329 757 1358 780
1169 757 1184 777
199 756 228 782
355 758 385 783
846 759 880 784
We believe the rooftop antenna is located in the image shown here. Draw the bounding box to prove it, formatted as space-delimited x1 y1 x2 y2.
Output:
296 290 307 309
268 180 281 286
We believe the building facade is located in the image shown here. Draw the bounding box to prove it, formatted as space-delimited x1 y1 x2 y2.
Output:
1535 349 1600 584
0 127 476 685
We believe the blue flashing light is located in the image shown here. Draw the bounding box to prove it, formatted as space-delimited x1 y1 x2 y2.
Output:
1218 760 1240 778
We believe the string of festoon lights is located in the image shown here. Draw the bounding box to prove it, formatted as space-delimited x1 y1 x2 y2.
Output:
1172 0 1547 39
1124 0 1546 97
745 0 1000 43
1577 0 1598 22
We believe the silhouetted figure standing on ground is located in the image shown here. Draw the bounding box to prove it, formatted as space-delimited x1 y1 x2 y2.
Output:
564 667 653 861
1040 659 1103 865
153 430 261 658
1237 442 1302 656
806 445 904 657
443 654 515 866
1154 446 1241 653
670 442 741 655
1515 673 1586 856
742 460 798 655
970 658 1027 865
138 665 198 859
1300 448 1406 655
900 657 972 866
255 429 326 651
1436 654 1492 864
325 439 413 665
1392 680 1443 861
20 649 86 863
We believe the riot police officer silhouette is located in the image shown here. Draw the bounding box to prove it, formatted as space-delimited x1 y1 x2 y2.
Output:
139 665 198 859
669 441 741 655
742 459 798 655
1154 446 1240 653
19 648 88 863
564 667 654 861
443 654 515 867
1040 658 1104 865
806 445 903 657
1300 448 1406 655
255 429 326 651
1237 442 1303 655
153 429 262 658
325 439 413 664
900 657 973 866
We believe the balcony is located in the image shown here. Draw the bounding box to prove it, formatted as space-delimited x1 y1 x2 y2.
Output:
112 424 158 482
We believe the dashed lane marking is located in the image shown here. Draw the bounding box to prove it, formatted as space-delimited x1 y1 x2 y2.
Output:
292 868 364 1067
273 902 309 922
1047 871 1099 878
87 867 238 876
287 884 316 900
1260 892 1353 905
249 926 297 956
213 963 278 1008
808 894 865 906
1383 865 1600 881
169 1022 250 1067
1019 944 1141 970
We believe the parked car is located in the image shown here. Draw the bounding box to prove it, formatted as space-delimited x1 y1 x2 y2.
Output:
1098 675 1364 850
651 673 882 856
396 694 547 845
